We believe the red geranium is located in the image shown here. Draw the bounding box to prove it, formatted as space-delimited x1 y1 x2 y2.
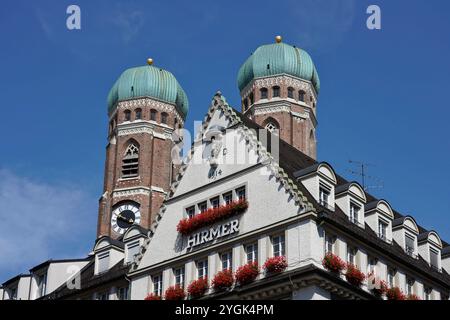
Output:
187 277 209 299
263 256 288 274
235 262 259 285
177 199 248 235
144 293 162 300
345 263 366 287
322 253 346 273
212 269 234 291
367 273 388 297
164 285 186 300
386 287 406 300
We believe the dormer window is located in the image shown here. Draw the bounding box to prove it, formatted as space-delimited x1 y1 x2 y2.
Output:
430 248 440 271
405 233 416 257
378 219 389 242
37 273 47 298
319 184 331 207
97 251 110 274
349 202 360 225
126 240 140 264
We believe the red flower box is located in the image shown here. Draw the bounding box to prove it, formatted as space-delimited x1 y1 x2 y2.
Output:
187 277 209 299
322 253 346 273
386 287 406 300
235 262 259 285
263 256 288 274
144 293 162 300
345 263 366 287
407 294 421 300
177 199 248 235
367 273 388 296
212 269 234 291
164 285 186 300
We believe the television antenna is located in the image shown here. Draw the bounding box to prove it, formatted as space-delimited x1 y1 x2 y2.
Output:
347 160 384 191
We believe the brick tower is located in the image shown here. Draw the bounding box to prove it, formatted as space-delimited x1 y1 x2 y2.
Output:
237 36 320 159
97 58 189 238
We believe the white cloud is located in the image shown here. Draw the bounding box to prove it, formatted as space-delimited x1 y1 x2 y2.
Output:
0 170 96 281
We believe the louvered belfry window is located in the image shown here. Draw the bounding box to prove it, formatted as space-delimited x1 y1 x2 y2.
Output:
122 144 139 178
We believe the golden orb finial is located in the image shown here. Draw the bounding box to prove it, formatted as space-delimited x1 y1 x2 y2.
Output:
147 58 154 65
275 35 282 43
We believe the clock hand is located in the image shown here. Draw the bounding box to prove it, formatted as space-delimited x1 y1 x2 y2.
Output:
117 214 134 224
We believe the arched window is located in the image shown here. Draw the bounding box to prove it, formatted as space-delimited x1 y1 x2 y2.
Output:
249 92 254 104
287 87 294 99
150 109 157 121
263 117 280 136
122 143 139 178
135 108 142 120
124 110 131 121
161 112 168 124
260 88 268 99
298 90 306 102
272 86 280 98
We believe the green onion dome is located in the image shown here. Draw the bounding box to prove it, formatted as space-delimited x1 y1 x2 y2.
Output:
107 59 189 119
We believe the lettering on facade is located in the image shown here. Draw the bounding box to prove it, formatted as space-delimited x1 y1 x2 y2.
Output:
186 219 239 249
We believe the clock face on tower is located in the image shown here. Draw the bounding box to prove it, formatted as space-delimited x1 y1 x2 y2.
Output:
111 203 141 235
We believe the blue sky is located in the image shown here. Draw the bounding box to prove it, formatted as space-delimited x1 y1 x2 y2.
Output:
0 0 449 281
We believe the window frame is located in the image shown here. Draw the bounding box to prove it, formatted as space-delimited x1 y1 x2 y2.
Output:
152 274 163 296
220 251 233 271
196 259 208 280
245 243 258 263
272 234 286 257
174 266 185 288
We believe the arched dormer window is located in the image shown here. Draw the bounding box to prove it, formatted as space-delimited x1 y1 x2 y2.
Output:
135 108 142 120
260 87 268 99
298 90 306 102
272 86 280 98
287 87 294 99
122 143 139 178
161 112 168 124
150 109 157 121
124 110 131 122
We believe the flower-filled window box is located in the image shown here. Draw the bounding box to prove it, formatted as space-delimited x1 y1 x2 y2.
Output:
386 287 406 300
144 293 162 300
187 277 209 299
322 253 346 273
235 262 259 285
263 256 288 274
164 285 186 300
367 273 388 297
177 199 249 235
212 269 234 291
344 263 366 287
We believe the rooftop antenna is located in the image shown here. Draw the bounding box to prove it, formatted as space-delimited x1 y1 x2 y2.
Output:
347 160 384 192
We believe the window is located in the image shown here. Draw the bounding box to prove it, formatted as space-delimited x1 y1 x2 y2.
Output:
245 243 258 263
325 235 335 254
236 186 246 200
424 287 432 300
430 248 439 270
347 247 357 265
150 109 157 121
378 219 388 241
161 112 168 124
349 202 360 225
10 287 17 300
221 251 233 271
118 286 129 300
249 92 254 104
319 185 330 207
124 110 131 121
406 278 414 296
126 241 140 263
272 86 280 98
265 122 279 134
152 274 163 296
272 234 285 257
37 273 47 298
387 268 396 287
223 192 233 205
135 108 142 120
198 201 207 213
210 196 220 208
287 87 294 98
367 257 377 275
186 206 195 219
97 251 110 274
405 233 415 256
98 292 109 300
174 267 185 288
197 259 208 279
122 143 139 177
260 88 268 99
298 90 305 102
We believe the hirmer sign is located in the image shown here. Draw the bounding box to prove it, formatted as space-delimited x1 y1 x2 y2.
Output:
186 219 239 249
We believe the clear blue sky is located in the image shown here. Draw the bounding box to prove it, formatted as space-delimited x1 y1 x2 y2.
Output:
0 0 449 281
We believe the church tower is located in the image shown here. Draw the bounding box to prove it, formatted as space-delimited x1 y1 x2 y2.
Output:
237 36 320 159
97 58 189 239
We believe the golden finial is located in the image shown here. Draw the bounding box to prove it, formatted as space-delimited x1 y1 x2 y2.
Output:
275 35 282 43
147 58 153 65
